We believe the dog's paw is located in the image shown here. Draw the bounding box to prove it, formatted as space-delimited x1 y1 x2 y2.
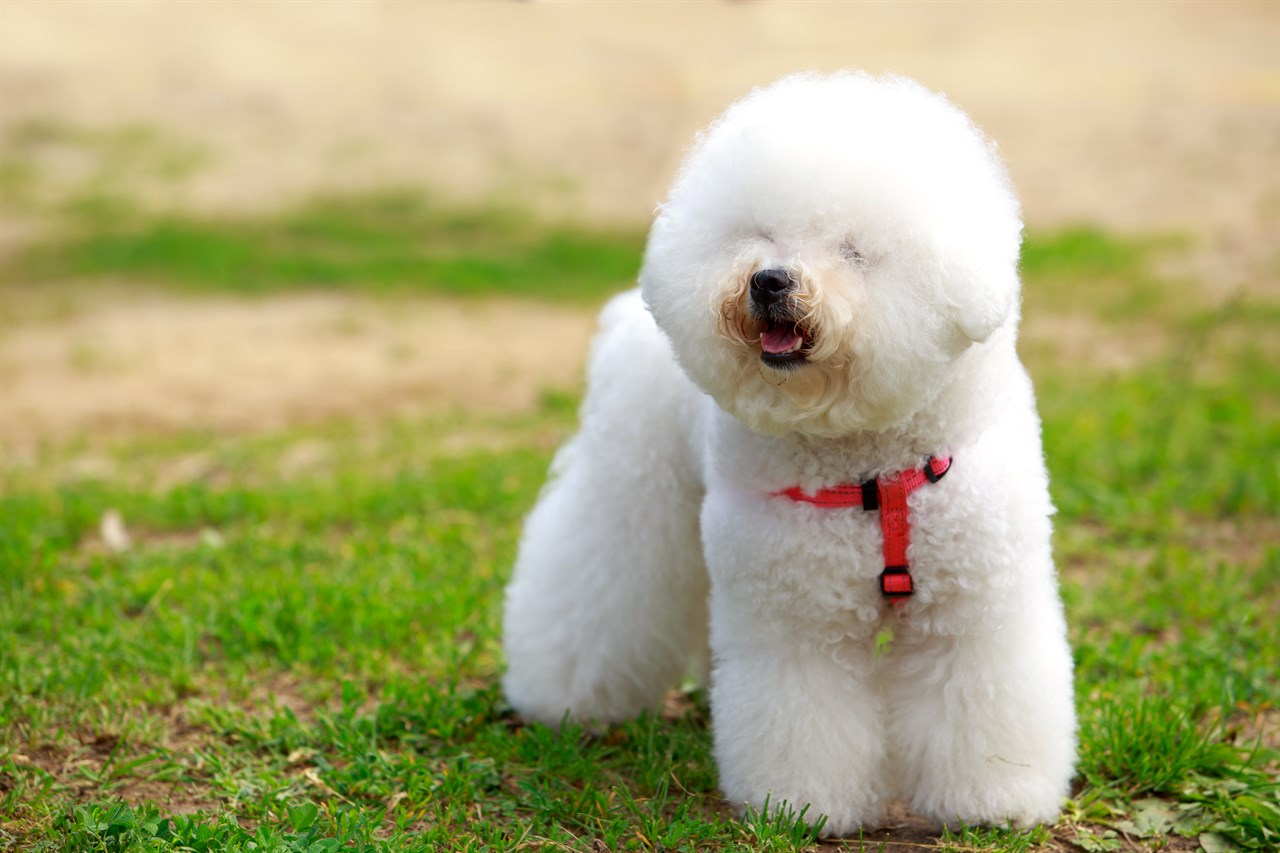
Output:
910 787 1064 831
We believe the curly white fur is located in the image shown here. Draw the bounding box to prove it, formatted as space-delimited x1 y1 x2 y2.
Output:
502 71 1076 837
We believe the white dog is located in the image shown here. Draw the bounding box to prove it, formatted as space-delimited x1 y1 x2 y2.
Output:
502 71 1076 836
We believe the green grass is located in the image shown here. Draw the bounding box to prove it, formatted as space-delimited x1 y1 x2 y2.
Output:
1017 227 1191 322
0 118 644 302
1 157 1277 850
0 185 1192 311
3 317 1276 851
2 190 645 302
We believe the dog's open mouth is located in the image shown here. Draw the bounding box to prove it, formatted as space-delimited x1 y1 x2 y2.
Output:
759 320 810 367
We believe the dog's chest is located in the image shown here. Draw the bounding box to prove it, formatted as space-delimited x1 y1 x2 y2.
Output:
699 445 993 632
702 481 943 584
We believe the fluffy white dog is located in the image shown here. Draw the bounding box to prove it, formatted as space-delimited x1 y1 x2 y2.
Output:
502 71 1076 836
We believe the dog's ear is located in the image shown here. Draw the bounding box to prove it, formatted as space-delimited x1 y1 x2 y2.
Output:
946 263 1020 344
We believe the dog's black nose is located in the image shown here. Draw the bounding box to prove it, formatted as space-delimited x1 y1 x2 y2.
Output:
750 268 794 305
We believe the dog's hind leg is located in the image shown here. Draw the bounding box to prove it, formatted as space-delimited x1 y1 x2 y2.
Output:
502 290 710 726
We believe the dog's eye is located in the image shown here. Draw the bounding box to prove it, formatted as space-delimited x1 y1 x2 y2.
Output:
840 242 867 267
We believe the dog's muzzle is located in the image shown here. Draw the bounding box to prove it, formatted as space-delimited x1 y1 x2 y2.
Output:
751 268 809 368
750 268 794 308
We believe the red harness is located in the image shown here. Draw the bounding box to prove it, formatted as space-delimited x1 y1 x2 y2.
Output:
776 456 951 602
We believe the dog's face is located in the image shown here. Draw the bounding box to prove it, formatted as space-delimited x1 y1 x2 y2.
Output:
640 73 1024 437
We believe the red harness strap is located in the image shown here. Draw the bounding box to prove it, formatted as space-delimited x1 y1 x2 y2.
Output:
777 456 951 602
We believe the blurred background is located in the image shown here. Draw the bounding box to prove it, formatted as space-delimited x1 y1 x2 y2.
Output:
0 0 1276 450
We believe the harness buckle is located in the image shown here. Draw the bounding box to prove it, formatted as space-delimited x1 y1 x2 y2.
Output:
922 456 950 484
879 566 913 597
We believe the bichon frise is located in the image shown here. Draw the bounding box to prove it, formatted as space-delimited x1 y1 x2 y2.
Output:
502 71 1076 836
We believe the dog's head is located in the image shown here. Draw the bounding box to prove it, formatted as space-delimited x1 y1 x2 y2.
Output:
639 72 1023 437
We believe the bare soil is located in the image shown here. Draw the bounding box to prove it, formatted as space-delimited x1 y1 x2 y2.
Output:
0 288 596 451
0 1 1276 445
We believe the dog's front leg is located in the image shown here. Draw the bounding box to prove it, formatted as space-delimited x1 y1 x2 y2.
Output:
709 604 890 838
885 602 1077 829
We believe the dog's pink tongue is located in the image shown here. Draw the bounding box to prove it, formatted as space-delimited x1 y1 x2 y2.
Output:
760 325 802 354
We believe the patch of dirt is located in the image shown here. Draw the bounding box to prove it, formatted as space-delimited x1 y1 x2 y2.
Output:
8 705 221 816
1230 708 1280 755
246 671 324 724
818 803 951 851
1058 516 1279 589
1021 312 1168 373
0 288 597 453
